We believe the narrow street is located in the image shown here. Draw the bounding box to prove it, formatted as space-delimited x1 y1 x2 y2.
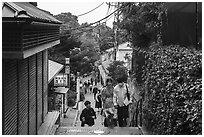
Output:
74 93 104 128
3 2 201 135
55 91 143 135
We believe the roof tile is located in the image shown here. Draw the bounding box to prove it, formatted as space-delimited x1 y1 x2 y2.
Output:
3 2 61 24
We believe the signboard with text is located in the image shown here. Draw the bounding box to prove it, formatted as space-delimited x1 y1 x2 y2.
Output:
54 74 67 87
65 58 70 65
65 66 70 74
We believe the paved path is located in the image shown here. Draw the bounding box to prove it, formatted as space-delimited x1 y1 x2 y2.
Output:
55 92 104 134
55 82 145 135
74 93 104 128
56 127 143 135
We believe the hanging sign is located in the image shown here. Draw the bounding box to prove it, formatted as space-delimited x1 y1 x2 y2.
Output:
65 66 70 74
65 58 70 65
54 73 67 87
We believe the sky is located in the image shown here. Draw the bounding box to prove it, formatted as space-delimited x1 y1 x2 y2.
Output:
37 1 116 28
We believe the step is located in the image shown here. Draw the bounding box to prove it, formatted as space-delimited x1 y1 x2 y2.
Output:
38 111 60 135
55 126 143 135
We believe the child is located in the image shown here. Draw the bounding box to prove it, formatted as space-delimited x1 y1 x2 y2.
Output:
80 100 96 127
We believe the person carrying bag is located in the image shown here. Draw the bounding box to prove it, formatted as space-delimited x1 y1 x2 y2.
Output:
113 76 132 127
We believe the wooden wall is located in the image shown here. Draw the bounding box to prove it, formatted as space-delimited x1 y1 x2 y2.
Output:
2 50 48 135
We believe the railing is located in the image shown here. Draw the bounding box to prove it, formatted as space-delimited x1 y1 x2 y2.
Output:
129 98 142 127
127 78 143 128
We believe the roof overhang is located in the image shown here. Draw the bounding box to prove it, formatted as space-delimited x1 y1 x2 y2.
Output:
2 2 62 25
48 60 64 83
54 87 69 94
2 18 61 27
3 40 60 59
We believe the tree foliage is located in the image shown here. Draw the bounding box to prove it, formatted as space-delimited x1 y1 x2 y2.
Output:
115 3 201 134
95 23 115 53
118 2 166 84
70 37 100 75
142 44 202 134
119 2 166 48
49 12 100 76
54 12 79 28
107 61 128 85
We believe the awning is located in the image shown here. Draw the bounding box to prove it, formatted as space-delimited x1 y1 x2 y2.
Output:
54 87 69 94
48 60 64 83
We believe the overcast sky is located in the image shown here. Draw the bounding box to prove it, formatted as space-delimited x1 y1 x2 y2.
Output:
37 1 116 28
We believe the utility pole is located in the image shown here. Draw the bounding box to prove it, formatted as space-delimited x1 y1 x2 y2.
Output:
76 72 80 103
65 58 70 88
114 2 120 61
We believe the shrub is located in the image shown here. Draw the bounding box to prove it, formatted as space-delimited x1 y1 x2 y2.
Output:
142 45 202 134
67 90 77 107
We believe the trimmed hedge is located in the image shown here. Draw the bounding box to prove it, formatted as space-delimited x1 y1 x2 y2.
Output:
141 45 202 134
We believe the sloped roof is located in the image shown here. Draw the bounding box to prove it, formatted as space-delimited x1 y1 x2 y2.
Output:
48 60 64 83
2 2 61 24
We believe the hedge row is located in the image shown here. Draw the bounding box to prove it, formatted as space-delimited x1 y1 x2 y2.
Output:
141 45 202 134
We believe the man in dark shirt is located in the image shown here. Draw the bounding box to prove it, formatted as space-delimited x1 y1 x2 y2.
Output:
80 101 96 127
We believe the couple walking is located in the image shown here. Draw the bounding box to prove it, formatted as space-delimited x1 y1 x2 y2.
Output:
79 75 132 127
101 76 132 127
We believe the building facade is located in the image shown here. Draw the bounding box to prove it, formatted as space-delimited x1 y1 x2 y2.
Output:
116 42 132 70
2 2 61 135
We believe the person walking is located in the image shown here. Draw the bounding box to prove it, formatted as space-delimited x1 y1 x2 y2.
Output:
87 80 91 94
83 81 88 94
80 101 96 127
95 78 98 86
95 90 102 113
92 85 98 100
101 78 117 127
91 77 94 86
113 76 132 127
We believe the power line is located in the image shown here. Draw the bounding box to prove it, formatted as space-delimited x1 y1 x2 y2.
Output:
67 24 100 37
102 12 114 25
77 2 104 17
69 4 125 31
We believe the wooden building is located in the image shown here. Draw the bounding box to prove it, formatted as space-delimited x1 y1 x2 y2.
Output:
2 2 61 135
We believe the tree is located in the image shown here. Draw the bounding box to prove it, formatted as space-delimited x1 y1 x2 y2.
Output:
107 61 128 85
118 2 166 84
119 2 165 48
94 23 115 53
69 30 100 76
49 12 82 65
54 12 79 28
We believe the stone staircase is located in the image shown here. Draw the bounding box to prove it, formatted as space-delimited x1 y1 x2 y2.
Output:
55 92 144 135
55 126 143 135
